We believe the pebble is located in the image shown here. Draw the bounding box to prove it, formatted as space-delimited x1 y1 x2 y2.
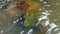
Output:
40 0 43 2
0 30 4 33
43 2 47 4
13 21 16 23
39 8 42 11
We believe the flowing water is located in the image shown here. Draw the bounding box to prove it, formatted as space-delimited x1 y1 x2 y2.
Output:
0 0 60 34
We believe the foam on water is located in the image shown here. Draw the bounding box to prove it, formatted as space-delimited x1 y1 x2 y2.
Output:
27 29 33 34
36 10 59 34
47 23 57 32
54 28 59 32
58 33 60 34
36 11 50 26
20 30 24 34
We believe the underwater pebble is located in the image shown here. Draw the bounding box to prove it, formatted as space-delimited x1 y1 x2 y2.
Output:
43 2 47 4
16 14 18 16
55 3 59 5
40 0 43 2
49 10 52 12
0 5 3 8
0 30 4 33
44 4 51 7
42 11 50 15
39 8 42 11
52 3 59 5
20 18 23 20
58 16 60 18
6 0 10 2
16 19 19 22
13 21 16 23
53 19 57 21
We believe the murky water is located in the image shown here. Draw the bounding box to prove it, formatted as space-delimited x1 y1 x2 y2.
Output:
0 0 60 34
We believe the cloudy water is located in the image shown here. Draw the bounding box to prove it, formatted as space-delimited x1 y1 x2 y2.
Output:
0 0 60 34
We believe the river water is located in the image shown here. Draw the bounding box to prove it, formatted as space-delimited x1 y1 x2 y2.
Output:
0 0 60 34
